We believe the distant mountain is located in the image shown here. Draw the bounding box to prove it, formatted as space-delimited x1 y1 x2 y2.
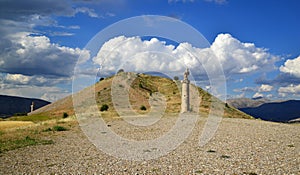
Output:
227 97 272 108
238 100 300 122
0 95 50 118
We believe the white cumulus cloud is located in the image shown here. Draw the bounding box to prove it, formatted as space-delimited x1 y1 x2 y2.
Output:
259 84 273 92
93 34 278 80
279 55 300 78
253 92 264 98
211 33 277 74
278 84 300 97
0 32 90 77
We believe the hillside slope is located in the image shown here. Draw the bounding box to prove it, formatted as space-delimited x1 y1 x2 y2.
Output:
30 72 251 119
0 95 50 118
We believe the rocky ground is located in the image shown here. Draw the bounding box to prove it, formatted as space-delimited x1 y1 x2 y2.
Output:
0 117 299 174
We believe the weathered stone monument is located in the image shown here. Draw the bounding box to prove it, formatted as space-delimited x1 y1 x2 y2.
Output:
30 101 34 112
181 68 190 113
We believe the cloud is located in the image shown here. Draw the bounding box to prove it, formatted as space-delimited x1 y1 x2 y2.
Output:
278 84 300 98
75 7 99 18
0 83 70 102
93 34 278 80
50 32 75 37
211 34 278 75
0 0 102 40
233 87 256 93
204 0 227 5
0 0 101 21
2 73 70 86
0 0 75 21
253 92 264 98
168 0 195 3
280 55 300 78
0 32 90 77
259 84 273 92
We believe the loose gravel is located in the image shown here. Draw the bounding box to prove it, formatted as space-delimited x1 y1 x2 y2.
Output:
0 117 299 174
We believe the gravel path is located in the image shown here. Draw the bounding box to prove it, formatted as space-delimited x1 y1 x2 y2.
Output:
0 117 299 174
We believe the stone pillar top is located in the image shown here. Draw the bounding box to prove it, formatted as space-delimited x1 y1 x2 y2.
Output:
182 68 190 83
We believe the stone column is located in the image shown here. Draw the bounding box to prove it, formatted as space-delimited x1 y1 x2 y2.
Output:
30 102 34 112
181 68 190 113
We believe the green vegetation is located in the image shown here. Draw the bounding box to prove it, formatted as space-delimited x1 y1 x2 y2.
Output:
220 155 231 159
53 125 68 131
0 136 53 153
117 69 124 74
63 112 69 118
9 114 51 123
207 149 216 153
100 104 109 111
194 170 203 174
42 125 68 132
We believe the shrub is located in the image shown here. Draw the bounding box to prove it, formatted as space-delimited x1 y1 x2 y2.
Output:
173 76 179 81
139 83 143 88
100 104 109 111
99 77 104 81
63 112 68 118
140 105 147 111
53 125 67 131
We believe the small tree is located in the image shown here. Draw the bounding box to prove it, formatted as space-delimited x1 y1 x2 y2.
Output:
100 104 109 111
117 69 124 74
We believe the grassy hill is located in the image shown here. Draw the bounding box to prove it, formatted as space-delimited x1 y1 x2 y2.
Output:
30 72 251 120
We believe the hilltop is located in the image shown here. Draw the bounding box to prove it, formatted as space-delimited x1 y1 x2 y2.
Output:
30 72 251 120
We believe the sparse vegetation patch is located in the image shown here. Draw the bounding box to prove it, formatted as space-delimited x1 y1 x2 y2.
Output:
0 136 53 153
63 112 69 118
52 125 68 131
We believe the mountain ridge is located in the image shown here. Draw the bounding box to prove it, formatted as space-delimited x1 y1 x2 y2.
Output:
0 95 50 118
239 100 300 122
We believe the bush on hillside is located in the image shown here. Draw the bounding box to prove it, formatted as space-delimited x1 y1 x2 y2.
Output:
140 105 147 111
100 104 109 111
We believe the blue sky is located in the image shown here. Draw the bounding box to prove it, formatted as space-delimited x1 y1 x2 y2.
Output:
0 0 299 102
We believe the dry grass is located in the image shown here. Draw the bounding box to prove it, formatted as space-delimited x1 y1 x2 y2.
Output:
0 115 78 153
0 121 34 130
30 72 252 121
